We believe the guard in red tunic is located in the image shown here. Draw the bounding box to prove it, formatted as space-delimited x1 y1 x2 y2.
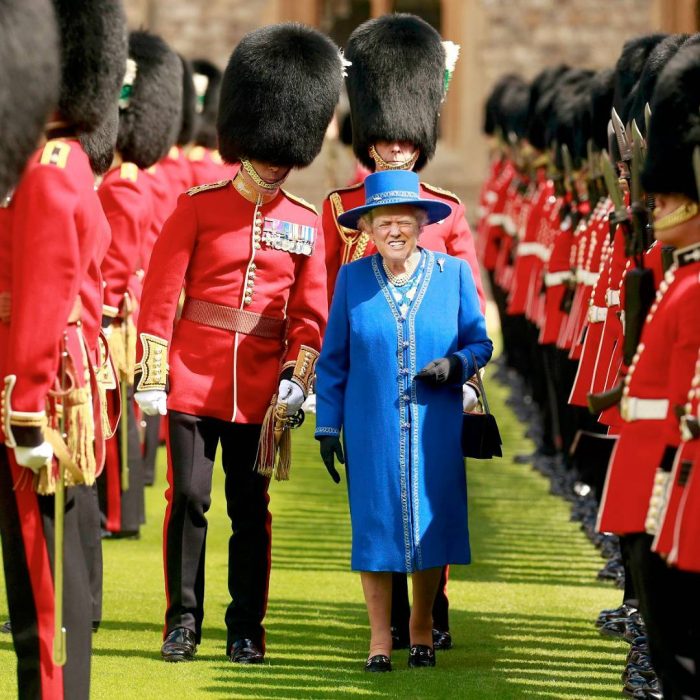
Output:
134 23 343 664
98 31 183 538
0 2 126 697
597 42 700 698
324 13 483 653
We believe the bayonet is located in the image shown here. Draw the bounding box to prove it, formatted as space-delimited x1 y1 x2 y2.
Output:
601 150 627 219
644 103 652 141
561 143 574 194
611 107 632 163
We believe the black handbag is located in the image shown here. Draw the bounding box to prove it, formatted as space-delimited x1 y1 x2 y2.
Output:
461 353 502 459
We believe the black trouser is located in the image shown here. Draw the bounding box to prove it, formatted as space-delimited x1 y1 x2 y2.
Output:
74 484 103 625
97 388 145 533
391 566 450 634
164 411 270 652
142 414 161 488
627 532 700 699
0 446 91 700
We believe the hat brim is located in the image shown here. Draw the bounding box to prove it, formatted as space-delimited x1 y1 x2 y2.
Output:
337 198 452 230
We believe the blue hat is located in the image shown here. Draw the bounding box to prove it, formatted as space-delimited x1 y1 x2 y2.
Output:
337 170 452 229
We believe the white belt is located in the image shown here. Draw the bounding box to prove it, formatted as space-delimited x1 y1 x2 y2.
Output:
502 216 517 236
620 396 669 422
485 190 498 204
477 205 488 219
517 242 540 257
487 213 504 227
588 305 607 323
606 289 621 307
544 271 573 287
577 270 599 286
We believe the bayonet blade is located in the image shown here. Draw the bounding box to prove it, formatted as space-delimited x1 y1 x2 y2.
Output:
631 119 646 161
611 107 632 162
601 150 626 213
644 103 652 139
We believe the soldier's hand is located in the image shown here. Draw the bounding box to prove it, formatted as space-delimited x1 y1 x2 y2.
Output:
13 442 53 473
415 355 462 385
135 389 167 416
277 379 305 416
318 435 344 484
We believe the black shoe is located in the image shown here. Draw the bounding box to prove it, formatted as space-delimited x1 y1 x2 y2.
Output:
596 603 636 628
432 629 452 650
92 621 100 633
161 627 197 662
230 638 264 664
364 655 392 672
1 621 10 634
391 626 410 650
108 530 140 540
408 645 436 668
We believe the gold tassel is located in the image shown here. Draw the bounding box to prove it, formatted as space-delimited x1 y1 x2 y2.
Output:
256 396 277 478
64 387 96 486
274 416 292 481
36 426 82 495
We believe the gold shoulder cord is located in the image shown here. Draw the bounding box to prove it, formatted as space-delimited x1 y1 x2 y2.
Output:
330 192 369 264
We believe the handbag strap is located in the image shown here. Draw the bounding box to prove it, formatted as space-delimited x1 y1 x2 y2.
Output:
469 351 491 415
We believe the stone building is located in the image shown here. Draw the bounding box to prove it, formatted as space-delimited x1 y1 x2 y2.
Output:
124 0 700 215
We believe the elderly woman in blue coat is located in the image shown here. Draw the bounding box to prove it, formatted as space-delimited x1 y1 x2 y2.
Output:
315 170 493 672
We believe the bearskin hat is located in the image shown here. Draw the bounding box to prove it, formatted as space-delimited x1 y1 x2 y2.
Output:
613 33 667 115
0 0 60 197
177 56 197 146
588 68 615 150
483 74 525 136
80 104 119 175
345 14 445 172
53 0 127 133
116 31 182 169
624 34 690 130
642 41 700 202
340 112 353 147
191 59 222 150
498 79 531 142
525 65 570 150
218 23 343 168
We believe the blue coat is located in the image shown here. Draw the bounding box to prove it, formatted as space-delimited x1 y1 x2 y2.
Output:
315 250 493 572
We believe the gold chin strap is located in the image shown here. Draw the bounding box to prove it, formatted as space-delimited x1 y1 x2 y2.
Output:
369 145 419 171
240 158 286 191
654 201 699 232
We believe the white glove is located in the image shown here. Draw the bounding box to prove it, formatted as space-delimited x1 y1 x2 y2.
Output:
135 389 167 416
277 379 305 416
102 324 113 339
301 392 317 415
462 384 480 412
13 442 53 473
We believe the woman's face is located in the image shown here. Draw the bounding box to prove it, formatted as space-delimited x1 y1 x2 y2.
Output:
362 205 422 266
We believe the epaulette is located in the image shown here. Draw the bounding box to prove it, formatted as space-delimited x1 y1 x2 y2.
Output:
282 189 318 215
168 146 180 160
40 140 71 169
324 181 363 199
187 179 231 197
120 162 139 183
188 145 205 162
422 182 461 204
211 150 224 165
146 165 158 175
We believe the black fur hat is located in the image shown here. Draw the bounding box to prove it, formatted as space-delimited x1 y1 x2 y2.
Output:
0 0 60 197
80 104 119 175
177 56 197 146
613 33 667 115
625 34 692 134
498 80 531 142
525 65 570 150
340 112 353 147
588 68 615 150
483 74 525 136
191 59 222 150
53 0 127 133
345 13 445 172
642 41 700 202
218 23 342 168
117 31 182 169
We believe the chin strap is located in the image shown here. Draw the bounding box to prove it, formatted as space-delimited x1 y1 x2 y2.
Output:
240 158 287 191
369 145 419 171
653 200 699 232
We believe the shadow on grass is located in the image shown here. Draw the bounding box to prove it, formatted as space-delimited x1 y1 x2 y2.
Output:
189 599 622 699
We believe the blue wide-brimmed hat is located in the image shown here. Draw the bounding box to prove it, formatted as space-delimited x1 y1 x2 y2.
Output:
337 170 452 229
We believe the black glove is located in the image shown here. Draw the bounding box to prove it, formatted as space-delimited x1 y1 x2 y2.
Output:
319 436 344 484
414 355 463 385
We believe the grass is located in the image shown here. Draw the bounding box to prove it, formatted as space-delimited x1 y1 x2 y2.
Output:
0 366 627 699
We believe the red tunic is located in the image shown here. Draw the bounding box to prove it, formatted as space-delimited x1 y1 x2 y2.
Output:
477 159 515 271
597 248 700 534
158 146 195 203
187 146 235 187
135 181 327 423
322 180 485 311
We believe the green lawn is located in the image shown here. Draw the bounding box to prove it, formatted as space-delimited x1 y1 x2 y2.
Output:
0 370 626 699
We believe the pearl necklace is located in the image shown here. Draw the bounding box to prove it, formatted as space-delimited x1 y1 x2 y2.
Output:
383 254 419 286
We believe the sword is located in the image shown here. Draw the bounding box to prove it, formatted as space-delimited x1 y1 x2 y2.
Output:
120 294 133 491
52 334 68 667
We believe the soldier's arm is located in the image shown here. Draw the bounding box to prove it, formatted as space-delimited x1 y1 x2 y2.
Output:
322 196 342 307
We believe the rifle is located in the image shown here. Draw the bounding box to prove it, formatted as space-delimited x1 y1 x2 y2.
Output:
622 120 655 367
53 334 68 666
